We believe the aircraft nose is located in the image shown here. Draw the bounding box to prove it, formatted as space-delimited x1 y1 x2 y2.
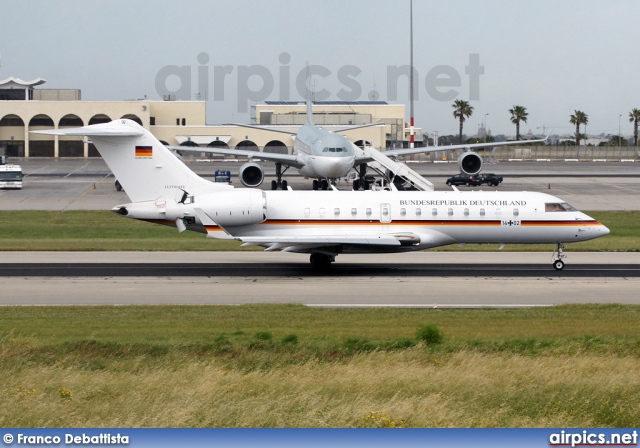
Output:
601 224 610 236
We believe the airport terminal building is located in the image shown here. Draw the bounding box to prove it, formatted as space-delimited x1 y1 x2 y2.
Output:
0 77 418 158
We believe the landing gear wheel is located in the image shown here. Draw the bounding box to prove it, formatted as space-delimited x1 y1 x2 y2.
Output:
552 243 569 271
363 180 370 190
312 180 319 190
281 179 288 190
353 179 360 190
271 180 278 190
310 253 332 270
321 180 329 190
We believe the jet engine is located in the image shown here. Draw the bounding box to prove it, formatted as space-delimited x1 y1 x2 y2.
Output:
457 151 483 175
239 162 264 187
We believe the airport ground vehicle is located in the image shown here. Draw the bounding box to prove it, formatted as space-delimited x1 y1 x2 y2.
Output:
446 173 480 186
446 173 503 187
0 157 23 189
477 173 504 186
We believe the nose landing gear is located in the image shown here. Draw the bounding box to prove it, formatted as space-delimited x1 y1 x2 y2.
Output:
552 243 568 270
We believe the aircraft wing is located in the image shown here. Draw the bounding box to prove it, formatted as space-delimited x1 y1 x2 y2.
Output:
383 136 549 158
170 146 306 169
332 122 386 133
240 235 402 247
237 232 432 253
227 123 297 135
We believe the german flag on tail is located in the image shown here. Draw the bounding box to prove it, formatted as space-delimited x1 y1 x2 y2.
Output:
135 146 152 158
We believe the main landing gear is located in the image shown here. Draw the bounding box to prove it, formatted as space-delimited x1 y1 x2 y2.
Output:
552 243 568 270
310 253 334 270
312 179 329 190
353 164 370 191
271 162 289 190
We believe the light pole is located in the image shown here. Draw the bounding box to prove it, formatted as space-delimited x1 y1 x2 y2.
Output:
618 114 622 149
409 0 415 150
484 113 489 143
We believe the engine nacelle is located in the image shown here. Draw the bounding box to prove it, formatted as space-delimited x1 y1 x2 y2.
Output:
239 162 264 187
457 151 483 175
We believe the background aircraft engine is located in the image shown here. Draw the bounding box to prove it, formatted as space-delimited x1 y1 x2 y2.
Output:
457 151 483 175
239 162 264 187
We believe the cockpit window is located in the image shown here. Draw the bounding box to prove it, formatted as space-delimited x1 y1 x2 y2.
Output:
545 202 577 212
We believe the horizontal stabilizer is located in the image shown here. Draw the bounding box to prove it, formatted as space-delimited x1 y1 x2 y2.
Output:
31 121 144 137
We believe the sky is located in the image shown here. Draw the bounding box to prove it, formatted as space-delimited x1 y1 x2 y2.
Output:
1 0 639 137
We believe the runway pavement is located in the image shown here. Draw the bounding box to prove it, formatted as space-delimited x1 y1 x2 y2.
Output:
1 252 639 306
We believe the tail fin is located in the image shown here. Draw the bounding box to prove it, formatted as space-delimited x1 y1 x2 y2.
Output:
32 119 231 202
306 97 314 125
305 63 314 125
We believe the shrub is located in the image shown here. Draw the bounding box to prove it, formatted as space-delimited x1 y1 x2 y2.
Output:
254 331 273 341
416 324 443 344
281 334 298 345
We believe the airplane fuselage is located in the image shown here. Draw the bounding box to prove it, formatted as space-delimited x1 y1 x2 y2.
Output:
223 190 607 253
293 123 356 180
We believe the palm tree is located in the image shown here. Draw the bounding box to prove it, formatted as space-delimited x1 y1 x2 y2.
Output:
452 100 474 143
509 106 528 141
629 109 640 147
569 110 588 146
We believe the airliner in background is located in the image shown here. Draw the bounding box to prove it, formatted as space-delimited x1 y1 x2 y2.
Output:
35 120 608 270
177 99 547 191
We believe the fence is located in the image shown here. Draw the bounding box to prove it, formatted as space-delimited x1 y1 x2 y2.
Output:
407 145 640 162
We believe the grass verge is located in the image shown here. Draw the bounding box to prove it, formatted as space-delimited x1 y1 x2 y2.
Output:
1 304 639 427
0 210 636 251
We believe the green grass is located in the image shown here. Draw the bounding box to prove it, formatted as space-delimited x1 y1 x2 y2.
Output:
1 304 639 427
0 210 637 251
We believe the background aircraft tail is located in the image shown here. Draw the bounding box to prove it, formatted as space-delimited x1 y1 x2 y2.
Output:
33 119 230 202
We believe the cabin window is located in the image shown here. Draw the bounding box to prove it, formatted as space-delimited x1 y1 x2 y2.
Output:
432 208 437 216
351 208 357 216
496 208 502 216
366 208 372 217
448 208 453 216
319 208 325 217
304 208 310 217
480 208 485 216
464 208 469 216
334 208 340 216
513 208 519 216
400 208 406 217
416 208 422 216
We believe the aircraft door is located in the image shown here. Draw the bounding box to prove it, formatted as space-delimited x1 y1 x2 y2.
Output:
380 203 391 223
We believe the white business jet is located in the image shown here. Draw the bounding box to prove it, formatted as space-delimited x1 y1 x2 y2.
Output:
35 120 609 270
